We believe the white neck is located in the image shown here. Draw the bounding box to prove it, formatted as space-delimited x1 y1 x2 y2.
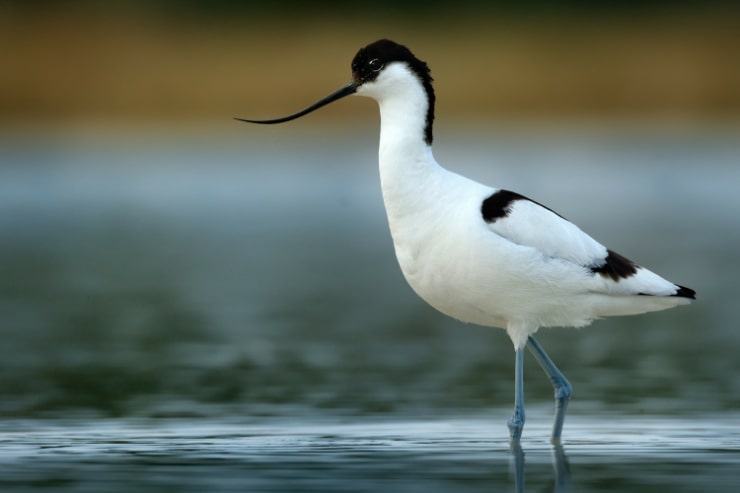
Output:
377 103 442 215
355 64 445 213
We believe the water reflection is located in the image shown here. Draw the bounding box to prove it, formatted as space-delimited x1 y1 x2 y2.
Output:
511 443 571 493
0 415 738 492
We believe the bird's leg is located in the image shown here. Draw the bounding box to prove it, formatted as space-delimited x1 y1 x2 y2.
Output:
508 347 525 442
526 336 572 444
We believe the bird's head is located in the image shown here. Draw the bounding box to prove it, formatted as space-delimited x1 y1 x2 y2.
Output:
236 39 435 143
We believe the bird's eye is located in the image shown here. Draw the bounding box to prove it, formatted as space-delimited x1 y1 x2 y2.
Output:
368 58 383 72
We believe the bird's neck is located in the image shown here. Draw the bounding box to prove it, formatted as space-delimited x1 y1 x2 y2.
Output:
378 96 432 163
376 91 447 224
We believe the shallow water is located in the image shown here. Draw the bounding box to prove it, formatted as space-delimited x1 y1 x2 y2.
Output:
0 124 739 490
1 412 739 492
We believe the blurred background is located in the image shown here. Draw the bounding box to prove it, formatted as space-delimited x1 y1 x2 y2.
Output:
3 0 740 123
1 0 739 420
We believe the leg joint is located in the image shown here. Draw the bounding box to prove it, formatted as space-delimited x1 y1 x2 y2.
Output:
554 377 572 401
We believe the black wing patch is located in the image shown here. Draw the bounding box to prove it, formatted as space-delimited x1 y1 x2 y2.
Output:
591 249 638 281
481 189 565 224
672 285 696 299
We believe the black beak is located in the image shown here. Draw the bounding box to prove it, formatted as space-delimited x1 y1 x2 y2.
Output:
235 82 357 124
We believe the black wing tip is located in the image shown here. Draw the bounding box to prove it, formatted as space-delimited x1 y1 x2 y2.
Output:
672 285 696 300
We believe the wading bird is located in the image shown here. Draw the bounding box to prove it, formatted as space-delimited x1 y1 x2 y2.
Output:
237 39 695 443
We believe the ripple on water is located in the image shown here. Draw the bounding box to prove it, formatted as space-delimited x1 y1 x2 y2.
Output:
0 412 738 492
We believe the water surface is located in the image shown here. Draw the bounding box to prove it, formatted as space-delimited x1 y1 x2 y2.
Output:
1 412 738 492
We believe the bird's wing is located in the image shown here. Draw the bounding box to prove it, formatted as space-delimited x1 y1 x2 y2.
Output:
482 189 608 267
481 189 688 297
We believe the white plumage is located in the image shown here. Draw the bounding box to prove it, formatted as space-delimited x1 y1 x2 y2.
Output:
239 39 695 443
365 60 690 351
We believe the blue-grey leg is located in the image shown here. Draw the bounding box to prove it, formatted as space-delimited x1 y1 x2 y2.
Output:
509 441 525 493
508 347 525 442
527 336 572 443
